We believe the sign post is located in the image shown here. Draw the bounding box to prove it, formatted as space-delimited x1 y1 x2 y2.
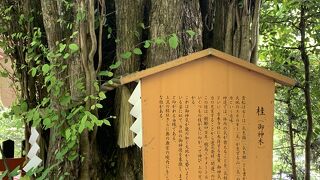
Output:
106 48 296 180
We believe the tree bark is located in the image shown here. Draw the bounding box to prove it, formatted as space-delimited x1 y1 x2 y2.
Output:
147 0 203 68
41 0 68 177
204 0 261 62
114 0 144 179
41 0 83 178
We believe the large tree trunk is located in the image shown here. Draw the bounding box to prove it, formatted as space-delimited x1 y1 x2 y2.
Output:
147 0 203 67
114 0 145 179
41 1 82 178
201 0 261 62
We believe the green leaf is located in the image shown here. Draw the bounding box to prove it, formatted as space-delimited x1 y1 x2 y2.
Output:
21 101 28 111
88 113 98 122
69 43 79 52
60 94 71 106
108 80 113 85
42 64 50 75
94 81 100 91
155 38 165 45
98 71 113 77
63 53 70 59
96 120 104 126
104 119 111 126
79 114 88 133
144 40 151 48
43 118 51 127
133 48 142 55
70 31 79 39
65 129 71 140
107 27 112 33
139 23 146 29
99 92 106 100
68 152 78 161
26 110 34 122
96 103 103 109
67 141 76 149
31 67 37 77
33 111 40 121
59 43 67 52
120 51 132 59
186 30 196 38
85 121 94 130
168 34 178 49
110 61 121 69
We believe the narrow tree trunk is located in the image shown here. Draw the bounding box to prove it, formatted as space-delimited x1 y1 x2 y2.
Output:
41 1 65 176
78 0 99 178
287 93 298 180
299 4 313 180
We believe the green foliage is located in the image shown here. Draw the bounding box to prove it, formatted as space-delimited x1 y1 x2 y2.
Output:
260 0 320 178
98 71 113 77
68 43 79 53
120 51 132 59
133 48 142 55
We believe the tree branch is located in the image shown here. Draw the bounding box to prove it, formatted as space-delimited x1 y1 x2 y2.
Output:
96 0 106 74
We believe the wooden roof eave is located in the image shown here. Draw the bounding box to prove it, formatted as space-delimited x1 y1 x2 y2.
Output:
102 48 296 91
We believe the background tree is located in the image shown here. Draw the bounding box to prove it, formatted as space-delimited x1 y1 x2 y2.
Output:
260 0 320 179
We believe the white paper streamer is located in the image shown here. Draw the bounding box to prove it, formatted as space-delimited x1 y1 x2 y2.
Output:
133 131 143 148
129 81 143 148
129 99 141 118
23 156 42 172
23 127 42 172
130 115 141 134
28 127 39 144
128 81 141 105
27 143 40 159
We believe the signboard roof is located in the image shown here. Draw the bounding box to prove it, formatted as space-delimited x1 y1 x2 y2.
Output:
118 48 296 86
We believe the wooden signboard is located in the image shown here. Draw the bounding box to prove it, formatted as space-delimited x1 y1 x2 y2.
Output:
107 49 296 180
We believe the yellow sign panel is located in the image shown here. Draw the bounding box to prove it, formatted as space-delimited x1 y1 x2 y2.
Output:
141 56 275 180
